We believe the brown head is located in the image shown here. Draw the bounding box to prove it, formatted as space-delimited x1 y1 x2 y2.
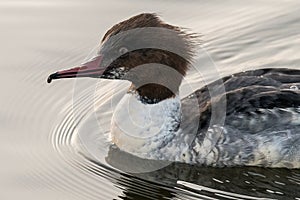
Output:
48 13 197 103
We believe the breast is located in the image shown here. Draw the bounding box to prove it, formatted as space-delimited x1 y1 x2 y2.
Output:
110 93 182 157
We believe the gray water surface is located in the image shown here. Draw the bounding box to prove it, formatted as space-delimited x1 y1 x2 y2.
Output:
1 0 300 199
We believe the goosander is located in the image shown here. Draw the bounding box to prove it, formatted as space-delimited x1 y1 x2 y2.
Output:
48 13 300 168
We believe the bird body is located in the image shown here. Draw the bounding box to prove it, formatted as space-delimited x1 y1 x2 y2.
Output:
48 13 300 168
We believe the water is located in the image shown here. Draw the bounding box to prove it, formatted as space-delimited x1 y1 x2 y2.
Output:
1 0 300 199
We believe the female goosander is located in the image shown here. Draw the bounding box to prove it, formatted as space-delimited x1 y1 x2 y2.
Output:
48 13 300 168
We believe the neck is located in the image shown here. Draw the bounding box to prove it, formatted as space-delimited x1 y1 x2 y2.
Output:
110 92 181 158
123 63 183 104
128 84 176 104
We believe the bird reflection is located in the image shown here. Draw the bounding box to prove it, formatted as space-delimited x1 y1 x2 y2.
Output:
82 145 300 199
105 145 300 199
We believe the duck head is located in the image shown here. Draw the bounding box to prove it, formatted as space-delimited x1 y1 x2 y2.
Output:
48 13 196 103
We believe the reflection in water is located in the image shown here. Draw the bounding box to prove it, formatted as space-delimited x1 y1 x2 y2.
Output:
102 145 300 199
84 156 177 200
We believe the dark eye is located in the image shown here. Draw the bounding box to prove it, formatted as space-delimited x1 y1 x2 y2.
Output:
119 47 128 55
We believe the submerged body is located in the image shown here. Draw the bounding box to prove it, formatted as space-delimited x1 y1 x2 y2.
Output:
48 13 300 168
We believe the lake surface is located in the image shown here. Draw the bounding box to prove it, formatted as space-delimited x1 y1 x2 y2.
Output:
1 0 300 199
